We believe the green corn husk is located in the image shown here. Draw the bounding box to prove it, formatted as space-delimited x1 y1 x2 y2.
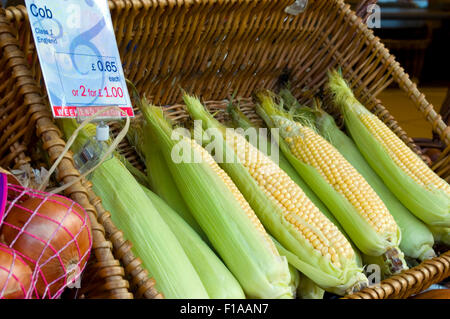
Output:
281 97 436 262
428 226 450 246
270 235 325 299
297 273 326 300
229 105 363 268
139 102 293 299
115 151 151 189
278 88 318 124
328 70 450 227
361 254 390 286
184 94 368 296
314 108 436 261
141 185 245 299
288 265 300 299
58 119 209 299
256 92 407 276
126 121 206 239
126 82 199 232
229 105 332 215
279 88 301 110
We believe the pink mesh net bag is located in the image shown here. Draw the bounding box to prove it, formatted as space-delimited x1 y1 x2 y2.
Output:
0 172 92 299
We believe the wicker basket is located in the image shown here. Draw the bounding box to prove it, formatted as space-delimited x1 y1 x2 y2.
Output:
0 0 449 299
0 8 162 299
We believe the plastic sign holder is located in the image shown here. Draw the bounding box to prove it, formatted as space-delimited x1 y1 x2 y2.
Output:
25 0 134 121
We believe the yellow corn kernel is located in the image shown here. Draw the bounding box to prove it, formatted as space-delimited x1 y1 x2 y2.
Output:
284 123 398 237
190 139 278 255
327 69 449 228
361 114 450 197
229 131 355 267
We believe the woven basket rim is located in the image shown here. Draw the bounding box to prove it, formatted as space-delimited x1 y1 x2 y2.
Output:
0 0 448 299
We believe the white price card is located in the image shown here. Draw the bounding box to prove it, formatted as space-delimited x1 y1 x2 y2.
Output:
25 0 134 119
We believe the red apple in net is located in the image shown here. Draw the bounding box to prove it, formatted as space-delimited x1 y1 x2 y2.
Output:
0 245 33 299
1 194 92 298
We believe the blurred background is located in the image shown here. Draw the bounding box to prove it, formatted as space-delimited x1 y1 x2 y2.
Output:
346 0 450 149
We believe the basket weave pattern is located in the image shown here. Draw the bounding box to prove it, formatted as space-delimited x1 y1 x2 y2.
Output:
0 9 161 298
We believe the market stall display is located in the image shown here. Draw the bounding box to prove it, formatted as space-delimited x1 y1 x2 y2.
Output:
0 0 448 299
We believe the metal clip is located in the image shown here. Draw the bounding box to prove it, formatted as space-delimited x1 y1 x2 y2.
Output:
73 138 112 175
285 0 308 16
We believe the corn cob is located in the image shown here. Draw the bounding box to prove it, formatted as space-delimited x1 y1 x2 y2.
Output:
298 273 326 299
288 264 300 299
256 92 407 275
139 102 292 299
141 185 245 299
58 119 209 299
328 70 450 227
127 121 207 240
270 234 314 300
270 235 325 299
234 98 367 272
282 97 436 261
184 94 367 295
229 105 333 216
315 108 436 260
230 105 364 267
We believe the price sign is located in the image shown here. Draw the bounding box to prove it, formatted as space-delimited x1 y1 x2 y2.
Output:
25 0 134 119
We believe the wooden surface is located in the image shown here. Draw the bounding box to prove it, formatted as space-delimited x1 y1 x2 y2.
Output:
379 87 447 139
